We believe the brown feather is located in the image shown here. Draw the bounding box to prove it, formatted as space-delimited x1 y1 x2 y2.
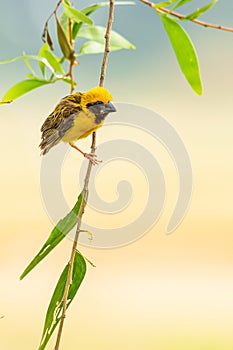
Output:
40 93 83 154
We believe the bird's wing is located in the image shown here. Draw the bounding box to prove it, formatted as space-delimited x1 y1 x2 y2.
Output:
40 96 82 155
40 113 79 154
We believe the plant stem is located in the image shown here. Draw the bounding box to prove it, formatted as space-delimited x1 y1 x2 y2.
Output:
99 0 115 87
42 0 62 43
54 1 115 349
68 18 75 94
139 0 233 33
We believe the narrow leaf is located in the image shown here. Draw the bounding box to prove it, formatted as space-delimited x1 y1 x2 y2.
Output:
56 15 75 60
72 22 83 39
38 252 86 350
62 1 93 25
81 1 135 16
39 44 47 77
0 55 55 74
60 12 69 35
0 100 12 105
0 56 26 64
26 74 40 79
171 0 192 10
22 52 37 76
79 41 106 55
160 15 202 94
59 76 77 85
71 1 135 39
46 29 54 51
43 51 64 74
42 22 54 51
20 194 82 280
78 26 135 50
2 79 53 102
154 0 178 9
79 40 127 55
182 0 218 21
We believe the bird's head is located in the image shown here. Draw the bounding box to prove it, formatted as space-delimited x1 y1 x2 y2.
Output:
81 87 116 122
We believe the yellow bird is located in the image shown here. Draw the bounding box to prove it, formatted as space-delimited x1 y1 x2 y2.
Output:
39 86 116 163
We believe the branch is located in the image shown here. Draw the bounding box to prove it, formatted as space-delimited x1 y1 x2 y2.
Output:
42 0 78 88
99 0 115 87
139 0 233 33
0 100 12 105
42 0 62 46
54 1 115 349
68 18 75 94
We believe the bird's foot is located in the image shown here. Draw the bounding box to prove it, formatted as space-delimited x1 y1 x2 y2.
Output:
84 152 102 165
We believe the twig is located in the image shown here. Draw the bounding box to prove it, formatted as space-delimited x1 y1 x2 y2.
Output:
99 0 115 87
139 0 233 33
47 0 62 23
54 1 115 349
42 0 78 91
68 18 75 94
42 0 62 45
0 100 13 104
53 12 77 350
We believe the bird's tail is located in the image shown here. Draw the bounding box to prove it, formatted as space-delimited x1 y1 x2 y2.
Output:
39 129 61 155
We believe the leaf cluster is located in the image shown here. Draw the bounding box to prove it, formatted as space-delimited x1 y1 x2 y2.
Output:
0 0 221 100
155 0 218 94
0 1 135 102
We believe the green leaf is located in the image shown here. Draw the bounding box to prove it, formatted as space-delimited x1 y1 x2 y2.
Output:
81 1 135 16
73 2 135 39
46 28 54 51
1 79 53 102
160 15 202 95
171 0 192 10
72 22 83 39
78 26 135 50
79 41 106 55
26 74 40 79
59 76 77 85
0 54 55 74
79 40 128 55
56 15 75 60
60 12 69 35
42 22 54 51
39 44 47 77
0 56 25 64
22 51 37 76
154 0 178 9
42 50 64 74
0 100 12 105
38 252 86 350
39 43 64 77
181 0 218 20
62 1 93 25
20 194 82 280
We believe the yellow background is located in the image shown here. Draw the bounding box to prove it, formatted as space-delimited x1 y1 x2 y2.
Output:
0 1 233 349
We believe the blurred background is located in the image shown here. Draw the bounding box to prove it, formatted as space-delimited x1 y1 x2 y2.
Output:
0 1 233 349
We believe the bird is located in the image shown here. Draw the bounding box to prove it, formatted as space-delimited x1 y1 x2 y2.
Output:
39 86 116 164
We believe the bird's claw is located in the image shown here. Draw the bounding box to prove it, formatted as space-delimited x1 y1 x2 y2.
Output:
84 152 102 165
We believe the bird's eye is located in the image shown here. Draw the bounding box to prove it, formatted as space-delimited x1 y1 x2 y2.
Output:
86 102 93 107
86 100 103 108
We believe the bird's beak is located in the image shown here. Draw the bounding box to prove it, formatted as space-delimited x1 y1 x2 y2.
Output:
104 101 117 113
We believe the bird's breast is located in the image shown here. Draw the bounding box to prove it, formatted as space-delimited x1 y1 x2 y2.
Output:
61 110 104 143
